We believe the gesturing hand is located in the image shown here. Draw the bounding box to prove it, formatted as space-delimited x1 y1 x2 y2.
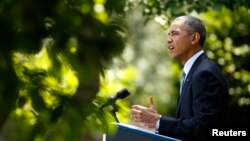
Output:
131 96 160 129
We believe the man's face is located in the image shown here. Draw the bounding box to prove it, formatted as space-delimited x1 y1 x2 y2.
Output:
167 20 193 64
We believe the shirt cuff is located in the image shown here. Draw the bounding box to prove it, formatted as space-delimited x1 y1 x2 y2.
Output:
155 115 161 134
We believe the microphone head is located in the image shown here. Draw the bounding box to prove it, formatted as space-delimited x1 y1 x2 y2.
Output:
115 88 131 100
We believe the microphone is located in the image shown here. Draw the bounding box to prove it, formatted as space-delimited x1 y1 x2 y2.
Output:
100 88 131 110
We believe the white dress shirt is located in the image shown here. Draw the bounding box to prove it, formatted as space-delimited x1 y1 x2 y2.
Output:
182 50 204 80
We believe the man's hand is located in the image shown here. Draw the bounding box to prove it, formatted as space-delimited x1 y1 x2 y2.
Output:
131 96 160 129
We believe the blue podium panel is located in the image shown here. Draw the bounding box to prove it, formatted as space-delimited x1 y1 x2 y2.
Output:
106 123 181 141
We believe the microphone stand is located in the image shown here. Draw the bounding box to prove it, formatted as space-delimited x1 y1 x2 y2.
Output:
100 102 120 123
110 103 119 123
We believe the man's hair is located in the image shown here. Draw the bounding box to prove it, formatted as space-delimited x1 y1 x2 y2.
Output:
173 16 206 47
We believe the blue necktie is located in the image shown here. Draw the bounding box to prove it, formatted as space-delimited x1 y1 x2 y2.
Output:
180 72 186 95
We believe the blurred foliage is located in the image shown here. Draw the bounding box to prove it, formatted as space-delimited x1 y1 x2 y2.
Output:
202 6 250 124
0 0 250 141
0 0 126 140
126 0 250 28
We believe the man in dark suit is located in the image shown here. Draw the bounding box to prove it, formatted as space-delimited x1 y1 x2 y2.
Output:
131 16 229 140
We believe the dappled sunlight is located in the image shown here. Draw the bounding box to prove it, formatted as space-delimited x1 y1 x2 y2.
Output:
93 0 108 24
9 43 80 138
40 90 61 109
14 46 79 97
15 101 37 126
60 65 79 95
239 97 250 106
233 45 250 56
66 37 78 55
13 47 52 71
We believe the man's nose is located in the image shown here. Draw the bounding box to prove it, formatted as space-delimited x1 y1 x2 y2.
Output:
167 36 172 44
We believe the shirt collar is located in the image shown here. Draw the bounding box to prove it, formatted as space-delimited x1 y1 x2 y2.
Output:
183 50 204 76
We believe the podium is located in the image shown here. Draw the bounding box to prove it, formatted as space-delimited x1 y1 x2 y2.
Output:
105 123 181 141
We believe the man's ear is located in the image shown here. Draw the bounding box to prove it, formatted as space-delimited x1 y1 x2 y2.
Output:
191 32 200 45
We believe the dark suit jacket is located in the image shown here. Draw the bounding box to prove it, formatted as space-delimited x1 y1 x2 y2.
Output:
158 53 229 140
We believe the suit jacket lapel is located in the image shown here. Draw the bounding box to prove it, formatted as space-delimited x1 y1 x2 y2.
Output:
176 53 208 117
